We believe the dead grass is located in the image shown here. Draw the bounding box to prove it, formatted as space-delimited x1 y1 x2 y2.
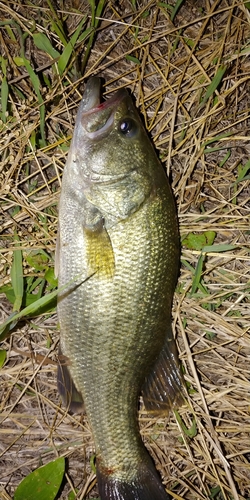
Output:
0 0 249 499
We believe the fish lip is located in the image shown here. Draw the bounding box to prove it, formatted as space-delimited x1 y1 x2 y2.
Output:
83 88 127 117
77 77 101 113
79 78 128 139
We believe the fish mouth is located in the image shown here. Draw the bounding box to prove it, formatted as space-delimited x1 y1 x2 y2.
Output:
78 77 127 139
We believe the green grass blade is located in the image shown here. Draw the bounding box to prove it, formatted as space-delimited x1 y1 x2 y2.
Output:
57 16 87 76
81 0 106 72
27 277 45 295
14 56 46 146
191 243 237 296
202 131 234 148
77 26 94 44
219 150 231 167
235 159 250 184
170 0 185 21
202 244 237 253
0 350 7 368
174 410 197 438
0 271 96 341
23 63 46 147
46 0 68 46
50 19 68 46
95 0 106 21
10 235 24 312
0 56 8 122
200 64 227 106
0 75 8 123
0 287 58 341
191 252 205 295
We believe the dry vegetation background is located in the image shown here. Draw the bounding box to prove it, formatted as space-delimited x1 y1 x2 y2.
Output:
0 0 250 499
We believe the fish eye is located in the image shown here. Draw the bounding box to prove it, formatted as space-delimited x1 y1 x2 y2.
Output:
118 118 138 138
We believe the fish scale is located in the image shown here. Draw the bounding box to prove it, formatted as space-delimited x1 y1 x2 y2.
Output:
57 77 185 500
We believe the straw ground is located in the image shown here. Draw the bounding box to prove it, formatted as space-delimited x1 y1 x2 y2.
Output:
0 1 249 499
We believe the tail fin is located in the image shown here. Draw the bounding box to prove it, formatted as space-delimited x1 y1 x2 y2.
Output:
96 460 171 500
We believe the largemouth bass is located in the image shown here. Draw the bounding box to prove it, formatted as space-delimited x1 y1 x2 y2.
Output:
56 77 184 500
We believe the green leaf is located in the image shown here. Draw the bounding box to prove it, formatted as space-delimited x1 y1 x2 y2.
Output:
14 457 65 500
182 231 216 251
129 0 136 9
0 284 47 308
5 24 17 42
0 350 7 368
13 56 25 66
25 250 49 271
10 235 24 312
33 32 60 59
42 72 51 89
68 491 79 500
44 268 58 287
206 331 216 340
125 55 141 65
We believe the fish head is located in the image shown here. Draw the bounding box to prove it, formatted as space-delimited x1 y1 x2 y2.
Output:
64 77 164 223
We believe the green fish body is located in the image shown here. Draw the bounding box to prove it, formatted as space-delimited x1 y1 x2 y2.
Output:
56 78 184 500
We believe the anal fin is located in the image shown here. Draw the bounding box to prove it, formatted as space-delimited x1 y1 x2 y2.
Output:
57 345 84 414
142 331 186 416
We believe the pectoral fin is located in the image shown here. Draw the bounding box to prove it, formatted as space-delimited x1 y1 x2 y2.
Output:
57 346 84 414
142 332 186 416
85 225 115 278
